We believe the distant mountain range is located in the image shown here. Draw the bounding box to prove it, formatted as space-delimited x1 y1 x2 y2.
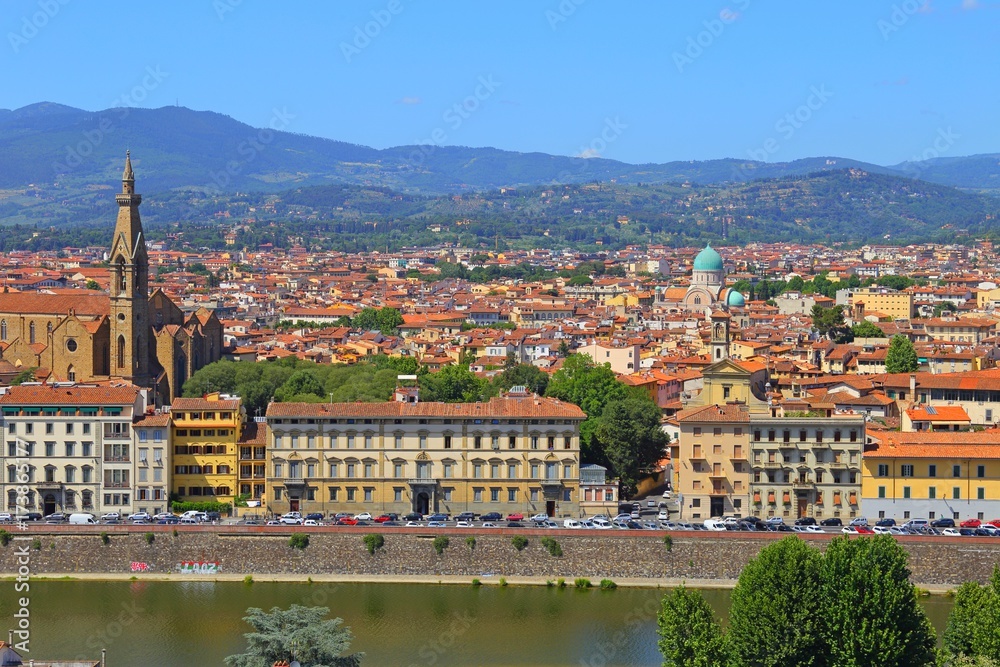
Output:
1 102 998 198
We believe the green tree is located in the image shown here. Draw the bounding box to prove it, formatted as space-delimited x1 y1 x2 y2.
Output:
851 320 885 338
592 396 668 499
811 304 852 341
224 604 362 667
545 354 629 462
419 364 488 402
351 307 403 335
657 585 728 667
785 275 805 292
85 279 101 290
945 581 991 660
727 536 827 667
819 536 936 667
274 369 326 402
885 335 919 374
492 363 549 396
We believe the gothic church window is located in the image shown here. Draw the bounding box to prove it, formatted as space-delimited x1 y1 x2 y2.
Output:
29 322 35 344
117 335 126 369
1 320 6 341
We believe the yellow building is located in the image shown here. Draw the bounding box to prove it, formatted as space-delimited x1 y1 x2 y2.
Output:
169 393 244 508
861 431 1000 523
848 287 914 320
675 403 751 519
264 390 585 518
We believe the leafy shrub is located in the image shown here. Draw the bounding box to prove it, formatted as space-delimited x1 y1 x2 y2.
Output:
574 578 592 589
30 538 41 551
663 535 673 551
144 532 155 545
432 535 449 555
172 528 178 538
600 579 618 590
511 535 528 552
557 578 566 588
471 578 481 587
243 575 254 586
499 577 508 587
465 536 477 551
363 533 385 555
0 530 10 547
288 533 310 549
540 537 563 557
99 532 110 545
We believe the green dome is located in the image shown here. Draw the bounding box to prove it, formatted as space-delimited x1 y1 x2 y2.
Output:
727 290 746 307
693 244 724 272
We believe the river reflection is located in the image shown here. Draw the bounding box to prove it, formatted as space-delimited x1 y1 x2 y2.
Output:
0 581 955 666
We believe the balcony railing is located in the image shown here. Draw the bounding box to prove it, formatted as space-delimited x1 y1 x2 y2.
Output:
103 456 130 463
103 481 130 489
283 477 306 486
791 480 814 490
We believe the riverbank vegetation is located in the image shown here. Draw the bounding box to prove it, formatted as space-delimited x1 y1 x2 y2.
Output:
657 535 1000 667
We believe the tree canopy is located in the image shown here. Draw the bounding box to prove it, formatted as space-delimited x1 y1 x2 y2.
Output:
593 396 668 499
350 307 404 335
851 320 885 338
225 604 362 667
811 304 852 342
885 335 919 373
658 535 938 667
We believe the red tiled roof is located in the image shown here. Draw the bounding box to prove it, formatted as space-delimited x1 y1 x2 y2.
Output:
0 293 109 317
866 431 1000 459
0 384 139 405
676 403 751 423
267 395 586 419
171 397 242 410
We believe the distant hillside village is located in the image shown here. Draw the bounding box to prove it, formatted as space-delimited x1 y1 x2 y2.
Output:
2 156 1000 527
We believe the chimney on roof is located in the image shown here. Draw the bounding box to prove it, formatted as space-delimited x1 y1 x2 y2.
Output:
909 374 916 399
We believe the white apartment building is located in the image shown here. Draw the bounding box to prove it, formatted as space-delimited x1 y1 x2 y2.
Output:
0 384 148 517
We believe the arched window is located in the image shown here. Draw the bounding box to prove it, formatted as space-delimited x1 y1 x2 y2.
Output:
693 296 701 305
118 258 127 292
46 322 52 338
1 320 6 341
28 322 35 344
117 335 126 369
67 365 75 382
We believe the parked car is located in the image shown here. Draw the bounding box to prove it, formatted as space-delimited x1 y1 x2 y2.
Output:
128 512 151 522
480 512 503 522
765 517 785 525
481 521 499 528
820 517 843 527
657 510 670 521
505 513 524 522
902 519 929 531
279 516 303 525
303 519 322 526
805 525 824 533
794 517 817 526
455 512 477 522
662 489 672 499
942 528 961 536
205 511 221 522
402 512 423 522
563 519 582 529
960 518 981 528
855 526 875 534
69 513 97 525
871 526 890 535
876 518 897 527
0 513 13 523
959 528 977 536
930 518 954 528
44 513 67 523
157 516 180 525
373 515 392 523
337 517 358 526
849 517 869 527
592 518 612 529
842 526 860 535
455 521 473 528
775 524 794 532
427 521 447 528
354 512 373 521
100 512 121 522
529 513 549 523
646 499 657 508
180 517 199 525
404 521 422 527
703 519 727 531
305 513 325 522
506 521 525 528
382 521 401 527
18 513 42 522
425 513 448 523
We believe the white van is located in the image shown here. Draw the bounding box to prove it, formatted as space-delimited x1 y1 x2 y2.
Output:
69 513 97 525
703 519 728 531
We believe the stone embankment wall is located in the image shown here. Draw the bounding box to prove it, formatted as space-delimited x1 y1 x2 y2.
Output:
0 527 997 586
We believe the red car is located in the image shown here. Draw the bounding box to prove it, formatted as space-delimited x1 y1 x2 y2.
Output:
960 518 981 528
373 515 392 523
337 517 358 526
506 513 524 521
986 519 1000 528
855 526 875 534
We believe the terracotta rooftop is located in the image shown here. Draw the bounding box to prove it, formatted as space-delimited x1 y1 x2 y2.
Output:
266 395 586 419
866 431 1000 459
0 384 140 405
676 403 752 423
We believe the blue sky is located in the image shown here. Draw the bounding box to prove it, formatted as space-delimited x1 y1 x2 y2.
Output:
1 0 996 165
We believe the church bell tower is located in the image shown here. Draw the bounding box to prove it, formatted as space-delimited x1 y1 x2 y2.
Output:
710 310 731 362
108 151 150 386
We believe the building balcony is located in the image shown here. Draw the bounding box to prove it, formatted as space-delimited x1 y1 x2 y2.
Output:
36 480 62 489
407 478 437 486
708 487 727 496
103 482 130 489
828 461 848 469
791 481 814 491
758 461 783 469
729 452 748 461
103 456 130 463
540 478 563 488
283 477 307 487
708 471 727 479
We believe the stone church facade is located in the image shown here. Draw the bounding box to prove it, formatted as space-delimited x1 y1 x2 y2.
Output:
0 153 222 404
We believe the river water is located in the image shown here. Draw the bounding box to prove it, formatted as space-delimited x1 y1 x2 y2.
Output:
0 581 955 666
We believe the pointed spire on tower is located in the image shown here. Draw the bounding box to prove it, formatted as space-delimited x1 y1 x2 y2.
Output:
122 150 134 189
